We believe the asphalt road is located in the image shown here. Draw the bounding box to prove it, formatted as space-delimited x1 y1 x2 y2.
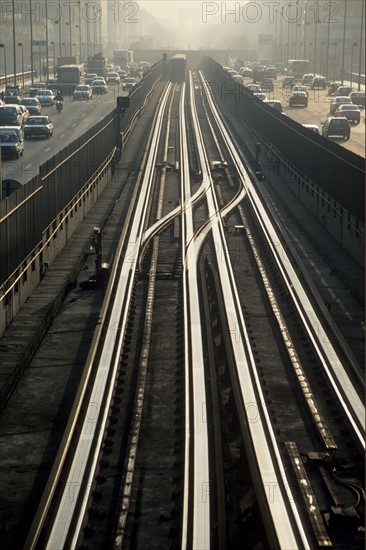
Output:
2 76 364 186
1 84 123 184
246 75 365 158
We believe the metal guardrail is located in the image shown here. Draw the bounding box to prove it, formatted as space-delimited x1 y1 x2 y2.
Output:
0 71 35 90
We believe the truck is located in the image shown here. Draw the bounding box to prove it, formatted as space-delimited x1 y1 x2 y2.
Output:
56 56 79 68
56 65 82 95
112 50 133 71
86 53 107 78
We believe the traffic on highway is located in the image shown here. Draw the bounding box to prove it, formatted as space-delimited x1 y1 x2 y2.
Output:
222 62 365 157
0 61 146 183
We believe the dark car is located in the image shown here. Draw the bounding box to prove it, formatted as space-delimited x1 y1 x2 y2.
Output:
20 97 42 115
327 82 341 96
0 126 24 159
29 82 47 97
322 116 350 140
349 91 365 108
3 87 21 104
335 104 361 124
330 95 353 114
265 66 277 79
289 91 308 107
282 76 296 89
260 78 274 92
311 76 327 90
24 115 53 139
336 86 353 96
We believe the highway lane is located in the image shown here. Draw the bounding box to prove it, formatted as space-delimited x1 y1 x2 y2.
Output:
1 85 122 184
244 76 365 157
2 76 363 187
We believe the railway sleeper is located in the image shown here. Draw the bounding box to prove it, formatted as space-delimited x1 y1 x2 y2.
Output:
285 441 332 547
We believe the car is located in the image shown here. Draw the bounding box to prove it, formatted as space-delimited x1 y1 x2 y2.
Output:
90 79 108 94
263 99 283 113
73 84 92 100
289 91 308 107
24 115 53 139
106 72 120 84
252 65 266 81
246 83 262 93
336 86 352 96
46 78 59 92
18 104 29 122
253 92 267 101
274 62 285 74
29 82 47 96
311 76 327 89
330 95 353 114
117 70 128 80
3 87 21 104
232 74 244 84
327 82 342 96
85 73 98 85
260 78 274 92
0 104 25 126
239 67 252 77
322 116 350 140
0 126 24 159
334 104 361 124
139 61 151 74
349 91 365 108
123 77 138 91
265 66 277 79
302 124 320 134
34 89 55 106
302 73 314 85
292 85 309 97
20 97 42 115
282 76 296 88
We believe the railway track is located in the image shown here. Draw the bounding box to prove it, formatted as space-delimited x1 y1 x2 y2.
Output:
14 69 365 549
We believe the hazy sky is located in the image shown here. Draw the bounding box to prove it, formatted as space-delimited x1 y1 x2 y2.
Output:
137 1 243 48
139 1 204 21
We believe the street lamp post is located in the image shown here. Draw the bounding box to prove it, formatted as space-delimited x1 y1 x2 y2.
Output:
313 17 320 76
303 1 307 60
308 42 313 65
341 0 348 84
30 0 34 84
12 0 17 85
333 42 338 80
50 41 56 75
18 42 24 89
350 42 357 87
0 44 7 85
274 9 278 62
68 2 72 56
45 0 49 81
326 0 331 78
78 0 82 62
358 0 364 90
319 41 325 76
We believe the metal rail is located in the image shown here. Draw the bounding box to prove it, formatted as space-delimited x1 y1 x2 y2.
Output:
180 80 211 550
200 71 365 450
190 71 310 549
41 83 172 549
